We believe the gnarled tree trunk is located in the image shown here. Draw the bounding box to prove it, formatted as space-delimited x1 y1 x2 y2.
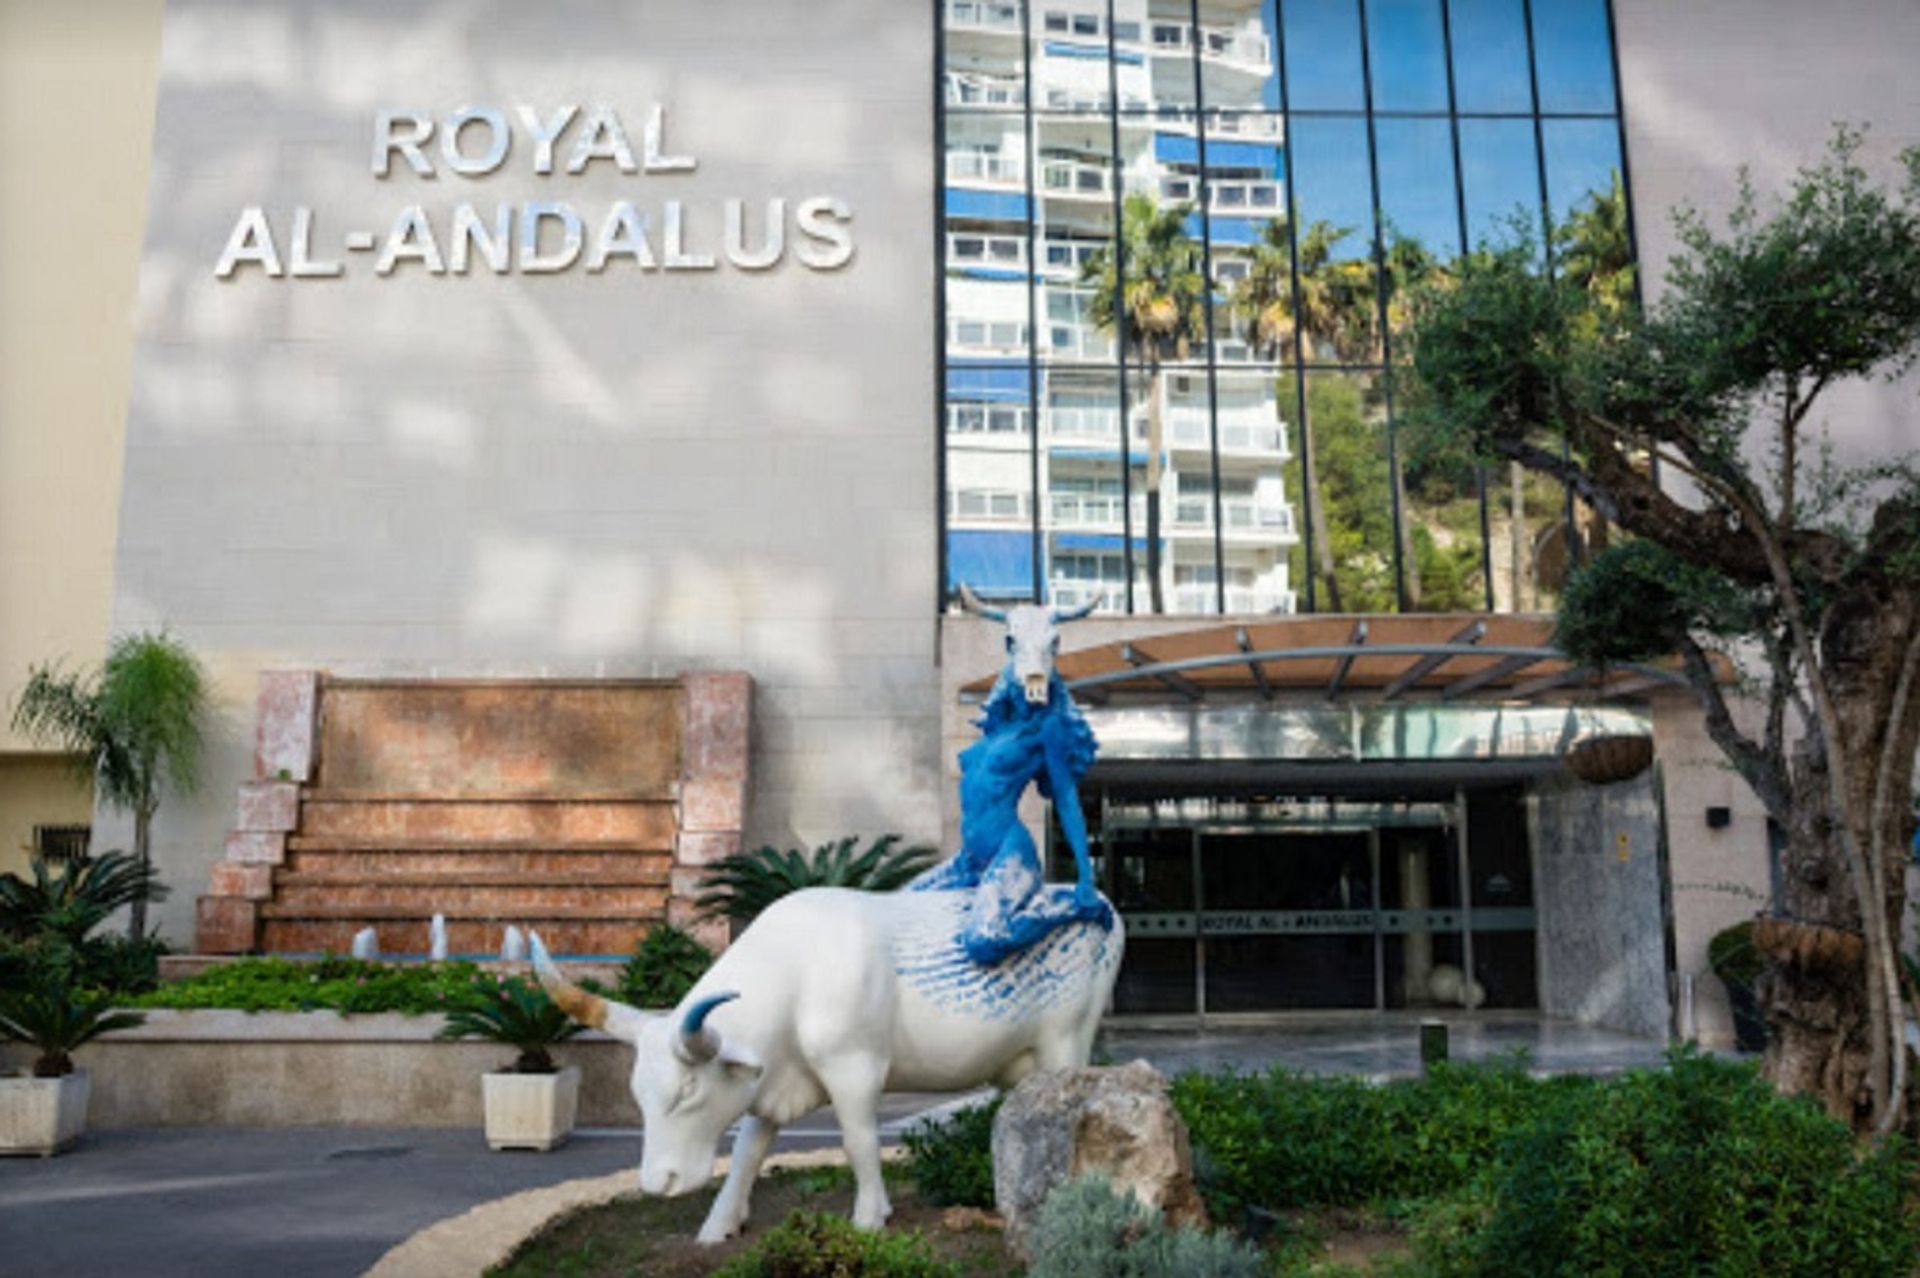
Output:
1758 579 1920 1130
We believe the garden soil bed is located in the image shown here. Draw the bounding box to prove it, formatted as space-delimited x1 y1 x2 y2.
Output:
488 1166 1416 1277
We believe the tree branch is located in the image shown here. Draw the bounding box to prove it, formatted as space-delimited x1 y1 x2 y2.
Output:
1677 634 1792 821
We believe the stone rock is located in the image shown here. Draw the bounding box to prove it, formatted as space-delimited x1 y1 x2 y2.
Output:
991 1060 1206 1260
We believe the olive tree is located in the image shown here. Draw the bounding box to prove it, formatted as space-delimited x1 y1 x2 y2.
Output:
1398 131 1920 1134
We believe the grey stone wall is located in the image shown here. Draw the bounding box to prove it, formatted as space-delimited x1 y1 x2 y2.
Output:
1532 770 1671 1040
109 0 939 944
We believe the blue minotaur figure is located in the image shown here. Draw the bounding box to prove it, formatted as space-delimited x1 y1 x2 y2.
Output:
911 585 1114 964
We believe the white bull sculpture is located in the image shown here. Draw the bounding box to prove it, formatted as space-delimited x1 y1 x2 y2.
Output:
530 589 1121 1240
531 893 1121 1240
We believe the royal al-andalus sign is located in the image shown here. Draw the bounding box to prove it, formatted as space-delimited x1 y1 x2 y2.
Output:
213 104 853 280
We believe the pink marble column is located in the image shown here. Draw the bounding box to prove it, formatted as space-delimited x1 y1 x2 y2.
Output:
671 672 752 952
195 670 321 953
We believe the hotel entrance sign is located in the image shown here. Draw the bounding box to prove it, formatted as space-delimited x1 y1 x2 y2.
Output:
213 103 854 279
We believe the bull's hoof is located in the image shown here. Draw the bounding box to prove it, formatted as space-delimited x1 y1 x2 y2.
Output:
850 1199 894 1232
696 1216 745 1246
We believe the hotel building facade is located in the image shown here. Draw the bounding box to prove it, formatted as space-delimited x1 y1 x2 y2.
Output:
2 0 1916 1046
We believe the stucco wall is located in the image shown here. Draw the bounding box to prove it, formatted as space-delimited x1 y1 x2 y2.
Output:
1614 0 1920 468
110 0 940 944
0 1 161 752
0 756 94 881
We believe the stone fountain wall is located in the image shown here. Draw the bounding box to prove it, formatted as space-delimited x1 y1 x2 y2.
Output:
195 669 748 957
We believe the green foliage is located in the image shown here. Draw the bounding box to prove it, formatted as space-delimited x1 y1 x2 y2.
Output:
1172 1056 1586 1213
613 923 715 1008
696 834 939 926
901 1097 1001 1208
0 975 146 1077
435 974 583 1073
1708 919 1763 988
12 631 208 819
135 955 486 1014
1554 541 1751 667
1428 1049 1920 1278
711 1209 961 1278
0 851 169 945
1028 1174 1265 1278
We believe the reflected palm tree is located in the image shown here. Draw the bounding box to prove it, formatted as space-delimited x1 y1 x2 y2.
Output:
1555 170 1633 315
1083 194 1207 614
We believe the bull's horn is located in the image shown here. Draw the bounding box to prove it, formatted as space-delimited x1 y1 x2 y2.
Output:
955 583 1007 623
1050 596 1099 623
528 931 649 1043
677 990 739 1064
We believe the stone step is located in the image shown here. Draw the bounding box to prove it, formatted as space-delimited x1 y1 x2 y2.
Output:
276 868 671 890
260 898 667 921
298 797 677 843
285 846 675 879
270 882 669 913
260 916 657 957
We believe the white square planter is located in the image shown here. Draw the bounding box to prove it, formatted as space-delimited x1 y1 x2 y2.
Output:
482 1066 579 1151
0 1070 91 1157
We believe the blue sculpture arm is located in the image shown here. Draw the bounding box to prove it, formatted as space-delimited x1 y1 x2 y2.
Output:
1044 734 1099 909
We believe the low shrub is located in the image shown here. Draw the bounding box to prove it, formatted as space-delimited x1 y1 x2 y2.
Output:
1430 1048 1920 1278
134 955 486 1014
1173 1055 1588 1213
0 931 168 997
615 923 714 1008
1028 1174 1265 1278
901 1096 1001 1208
435 974 582 1073
711 1209 960 1278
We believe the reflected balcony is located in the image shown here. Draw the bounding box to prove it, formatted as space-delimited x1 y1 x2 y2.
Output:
1040 158 1114 200
1147 22 1272 73
1170 496 1297 540
1048 492 1148 532
1173 584 1297 614
945 0 1022 38
945 71 1026 108
1048 581 1129 613
947 151 1024 187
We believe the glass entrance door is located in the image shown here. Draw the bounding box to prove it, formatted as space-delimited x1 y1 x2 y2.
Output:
1200 831 1378 1011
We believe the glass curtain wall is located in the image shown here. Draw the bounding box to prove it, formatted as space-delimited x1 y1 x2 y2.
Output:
939 0 1630 615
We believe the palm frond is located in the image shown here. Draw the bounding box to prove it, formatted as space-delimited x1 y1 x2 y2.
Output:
694 835 942 925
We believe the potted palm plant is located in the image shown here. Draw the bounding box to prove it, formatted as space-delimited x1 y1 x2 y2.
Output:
436 975 584 1150
0 977 145 1155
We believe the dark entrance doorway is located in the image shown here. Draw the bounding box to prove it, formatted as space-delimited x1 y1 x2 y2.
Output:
1057 788 1538 1018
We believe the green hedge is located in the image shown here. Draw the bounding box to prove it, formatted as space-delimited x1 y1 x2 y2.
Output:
1172 1054 1588 1212
711 1210 959 1278
900 1097 1002 1208
133 956 485 1014
1435 1050 1919 1278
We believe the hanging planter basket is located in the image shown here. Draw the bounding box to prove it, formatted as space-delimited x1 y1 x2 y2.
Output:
1564 733 1654 785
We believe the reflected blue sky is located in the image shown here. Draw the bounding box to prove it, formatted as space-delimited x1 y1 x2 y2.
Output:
1376 117 1461 253
1284 0 1366 111
1448 0 1531 113
1366 0 1448 113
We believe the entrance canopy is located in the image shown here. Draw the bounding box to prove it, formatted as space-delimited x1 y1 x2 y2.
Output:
961 614 1699 705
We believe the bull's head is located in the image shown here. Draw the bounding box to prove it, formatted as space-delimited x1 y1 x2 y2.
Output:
957 583 1096 705
529 932 763 1196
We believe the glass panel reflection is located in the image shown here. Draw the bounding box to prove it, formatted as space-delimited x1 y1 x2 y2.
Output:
1447 0 1531 114
944 0 1028 111
1108 826 1197 1014
1283 0 1366 111
1203 112 1288 365
1458 116 1540 250
1365 0 1448 114
937 0 1627 619
1530 0 1617 115
1305 370 1399 612
945 363 1039 603
1289 116 1381 364
1400 429 1487 611
1041 367 1139 614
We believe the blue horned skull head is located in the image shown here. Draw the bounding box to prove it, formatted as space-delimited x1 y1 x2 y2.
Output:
958 584 1097 705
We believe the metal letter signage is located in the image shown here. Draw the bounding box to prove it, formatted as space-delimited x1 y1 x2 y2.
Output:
214 103 855 280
